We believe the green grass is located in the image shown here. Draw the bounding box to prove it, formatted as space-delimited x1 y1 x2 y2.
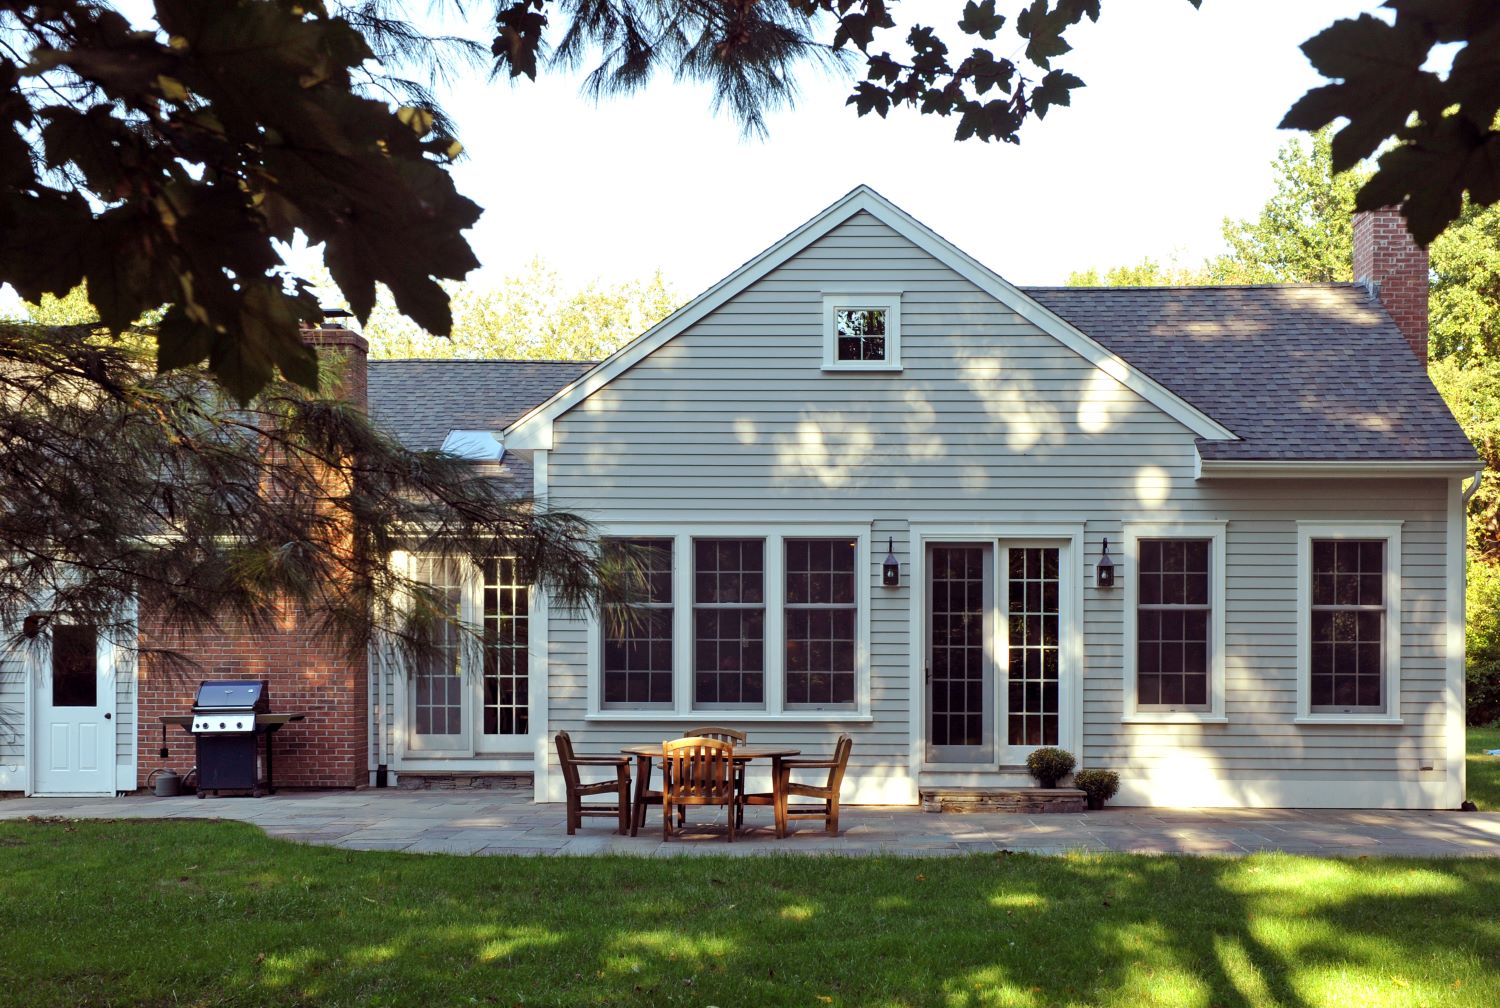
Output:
2 821 1499 1007
1471 724 1500 809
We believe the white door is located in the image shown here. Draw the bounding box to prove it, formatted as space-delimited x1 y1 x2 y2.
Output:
33 624 114 796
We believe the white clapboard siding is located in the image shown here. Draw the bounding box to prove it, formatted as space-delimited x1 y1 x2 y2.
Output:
0 658 24 788
527 210 1458 807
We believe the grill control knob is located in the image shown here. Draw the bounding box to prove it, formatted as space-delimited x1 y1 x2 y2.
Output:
235 721 243 730
219 721 226 729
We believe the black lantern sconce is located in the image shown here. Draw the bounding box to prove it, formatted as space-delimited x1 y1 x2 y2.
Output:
882 538 901 587
1096 538 1116 589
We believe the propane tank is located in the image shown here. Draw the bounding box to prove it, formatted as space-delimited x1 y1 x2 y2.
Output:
153 769 182 797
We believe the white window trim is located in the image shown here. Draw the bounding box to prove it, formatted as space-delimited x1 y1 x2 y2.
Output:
1294 521 1404 726
1121 521 1229 724
821 292 902 371
587 523 872 720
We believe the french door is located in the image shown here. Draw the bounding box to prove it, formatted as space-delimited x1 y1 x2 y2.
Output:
407 556 531 755
925 541 1066 766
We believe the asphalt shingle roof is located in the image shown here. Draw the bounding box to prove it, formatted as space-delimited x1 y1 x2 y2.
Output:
365 286 1478 467
367 358 594 489
1025 284 1477 463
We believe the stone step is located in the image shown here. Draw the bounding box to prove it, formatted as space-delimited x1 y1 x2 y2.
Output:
394 772 532 791
919 787 1086 814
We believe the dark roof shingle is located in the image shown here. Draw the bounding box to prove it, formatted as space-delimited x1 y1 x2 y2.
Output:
367 359 592 451
1025 284 1477 463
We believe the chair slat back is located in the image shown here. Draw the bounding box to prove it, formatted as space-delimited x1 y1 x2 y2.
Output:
555 731 582 791
828 734 854 792
682 725 747 744
663 736 735 802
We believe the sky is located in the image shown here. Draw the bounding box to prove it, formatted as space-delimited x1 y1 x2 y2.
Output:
2 1 1387 313
414 0 1380 295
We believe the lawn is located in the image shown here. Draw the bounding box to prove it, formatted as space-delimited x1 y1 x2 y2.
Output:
2 820 1499 1008
1471 724 1500 809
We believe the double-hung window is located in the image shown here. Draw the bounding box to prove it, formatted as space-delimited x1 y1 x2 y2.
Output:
1122 523 1227 722
1296 522 1402 722
594 530 867 716
693 539 766 707
784 538 858 708
601 538 675 708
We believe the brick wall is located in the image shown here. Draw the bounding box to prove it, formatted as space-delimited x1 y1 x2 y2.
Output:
135 324 371 790
1353 207 1429 364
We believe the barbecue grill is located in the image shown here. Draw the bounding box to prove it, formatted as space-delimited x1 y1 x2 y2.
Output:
160 681 305 797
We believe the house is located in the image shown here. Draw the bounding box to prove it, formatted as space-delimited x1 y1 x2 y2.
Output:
2 187 1480 809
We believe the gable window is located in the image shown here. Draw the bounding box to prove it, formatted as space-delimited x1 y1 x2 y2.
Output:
602 538 674 708
822 293 901 371
693 539 766 707
785 538 858 707
1296 523 1402 723
1121 523 1227 723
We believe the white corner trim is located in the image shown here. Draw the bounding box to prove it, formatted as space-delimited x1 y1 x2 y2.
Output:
1120 521 1228 723
503 185 1237 445
1446 476 1468 807
1294 520 1404 723
820 293 902 371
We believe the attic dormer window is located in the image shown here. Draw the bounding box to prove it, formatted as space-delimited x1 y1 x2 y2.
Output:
822 292 901 371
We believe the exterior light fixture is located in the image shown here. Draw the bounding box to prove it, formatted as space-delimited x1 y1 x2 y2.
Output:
882 538 901 587
1096 538 1116 588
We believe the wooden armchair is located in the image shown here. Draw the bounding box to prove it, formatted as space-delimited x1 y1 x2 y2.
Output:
778 734 853 836
555 731 631 836
661 736 738 841
685 727 747 825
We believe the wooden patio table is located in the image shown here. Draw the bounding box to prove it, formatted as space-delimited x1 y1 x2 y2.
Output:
620 744 799 838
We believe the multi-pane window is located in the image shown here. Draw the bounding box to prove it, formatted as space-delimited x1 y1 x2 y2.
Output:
1136 539 1211 709
785 538 857 706
929 545 987 749
414 556 465 737
693 539 766 706
834 308 888 362
602 538 674 707
1007 548 1060 746
1310 540 1386 711
482 557 528 736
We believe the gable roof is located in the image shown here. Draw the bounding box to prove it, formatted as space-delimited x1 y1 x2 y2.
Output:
501 185 1238 449
1027 285 1477 466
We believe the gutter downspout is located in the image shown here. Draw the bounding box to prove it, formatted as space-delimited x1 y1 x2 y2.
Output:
1464 469 1484 507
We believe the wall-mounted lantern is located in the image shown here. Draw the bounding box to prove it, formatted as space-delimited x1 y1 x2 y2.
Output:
1096 538 1116 589
882 538 901 587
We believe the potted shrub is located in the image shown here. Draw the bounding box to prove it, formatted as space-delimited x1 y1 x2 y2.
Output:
1024 747 1076 789
1073 768 1120 810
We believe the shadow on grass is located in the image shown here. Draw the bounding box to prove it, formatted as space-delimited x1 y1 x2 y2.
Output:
1 819 1498 1007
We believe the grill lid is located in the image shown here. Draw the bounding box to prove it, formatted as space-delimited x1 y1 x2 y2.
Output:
193 680 267 711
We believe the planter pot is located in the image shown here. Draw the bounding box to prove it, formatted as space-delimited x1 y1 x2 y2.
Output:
1085 795 1105 811
1037 778 1059 789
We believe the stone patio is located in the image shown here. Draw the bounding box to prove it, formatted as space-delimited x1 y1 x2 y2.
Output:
4 789 1500 857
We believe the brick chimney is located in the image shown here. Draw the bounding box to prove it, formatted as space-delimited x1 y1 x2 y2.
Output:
301 315 369 407
1353 208 1429 364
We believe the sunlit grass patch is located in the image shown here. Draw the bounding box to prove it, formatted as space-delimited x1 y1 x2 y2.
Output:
0 819 1497 1007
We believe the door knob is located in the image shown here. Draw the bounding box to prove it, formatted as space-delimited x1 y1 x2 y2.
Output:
104 712 112 720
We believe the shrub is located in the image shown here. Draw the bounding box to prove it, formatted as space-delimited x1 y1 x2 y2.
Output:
1025 747 1076 788
1073 769 1120 808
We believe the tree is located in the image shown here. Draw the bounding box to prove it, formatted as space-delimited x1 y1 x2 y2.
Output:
4 1 1494 403
0 319 606 671
355 260 682 361
1067 129 1363 287
1430 202 1500 364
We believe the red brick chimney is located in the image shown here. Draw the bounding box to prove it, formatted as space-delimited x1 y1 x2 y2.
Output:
301 317 369 407
1353 208 1429 365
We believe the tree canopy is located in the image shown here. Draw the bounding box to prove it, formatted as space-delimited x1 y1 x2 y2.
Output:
3 0 1497 401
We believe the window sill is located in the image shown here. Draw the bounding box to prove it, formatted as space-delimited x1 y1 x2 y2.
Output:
1294 715 1404 726
821 363 903 373
586 711 874 724
1120 713 1229 725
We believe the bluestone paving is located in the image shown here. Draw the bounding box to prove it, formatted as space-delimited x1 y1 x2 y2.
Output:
3 789 1499 857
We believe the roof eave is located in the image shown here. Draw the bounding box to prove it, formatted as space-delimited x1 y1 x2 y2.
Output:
1197 458 1482 479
